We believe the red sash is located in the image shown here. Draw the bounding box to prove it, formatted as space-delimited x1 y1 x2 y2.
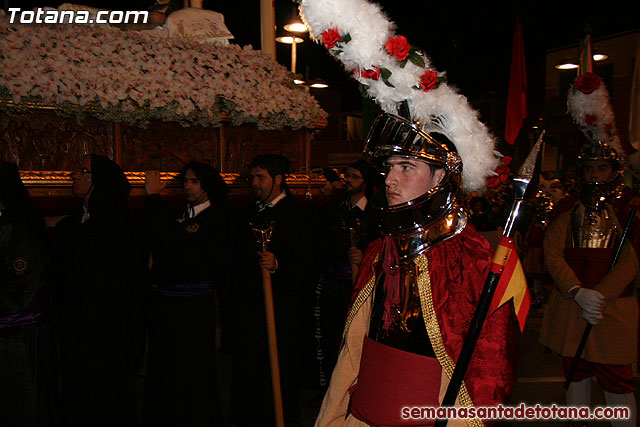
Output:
564 248 633 297
350 336 442 426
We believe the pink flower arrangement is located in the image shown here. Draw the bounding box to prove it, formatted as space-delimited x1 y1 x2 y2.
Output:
0 15 327 130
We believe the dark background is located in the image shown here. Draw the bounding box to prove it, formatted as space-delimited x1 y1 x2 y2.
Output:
8 0 640 141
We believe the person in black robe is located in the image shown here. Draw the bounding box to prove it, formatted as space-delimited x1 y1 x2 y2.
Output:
229 154 312 427
0 161 55 427
49 154 145 427
142 161 229 427
310 159 381 391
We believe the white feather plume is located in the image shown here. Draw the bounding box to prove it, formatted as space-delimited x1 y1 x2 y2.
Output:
299 0 498 192
567 73 624 161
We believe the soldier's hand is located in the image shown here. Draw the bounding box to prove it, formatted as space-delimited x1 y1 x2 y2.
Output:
581 308 602 325
573 287 604 319
348 246 363 266
258 251 278 271
145 170 166 195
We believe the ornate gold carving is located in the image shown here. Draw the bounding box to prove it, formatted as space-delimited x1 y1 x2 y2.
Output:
19 170 327 188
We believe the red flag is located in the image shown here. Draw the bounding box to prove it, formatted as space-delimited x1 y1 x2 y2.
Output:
489 236 531 332
504 16 527 145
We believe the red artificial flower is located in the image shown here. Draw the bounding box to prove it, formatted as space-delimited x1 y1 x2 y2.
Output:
418 70 439 92
585 114 597 125
359 67 380 80
496 165 510 175
321 28 342 49
487 176 501 188
605 123 614 134
385 36 411 61
487 156 512 188
573 72 601 94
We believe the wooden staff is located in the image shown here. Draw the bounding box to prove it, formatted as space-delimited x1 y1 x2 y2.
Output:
252 223 285 427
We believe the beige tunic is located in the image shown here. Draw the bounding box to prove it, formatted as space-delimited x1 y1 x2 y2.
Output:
539 208 639 364
315 291 469 427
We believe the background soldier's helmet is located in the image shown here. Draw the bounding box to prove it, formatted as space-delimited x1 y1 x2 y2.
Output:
577 139 623 211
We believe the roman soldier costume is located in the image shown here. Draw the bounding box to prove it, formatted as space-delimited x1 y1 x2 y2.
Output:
316 114 515 427
540 66 638 426
298 1 517 424
540 139 639 423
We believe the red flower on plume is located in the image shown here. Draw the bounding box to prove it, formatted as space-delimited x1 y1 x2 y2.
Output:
487 156 512 188
605 123 614 134
419 70 439 92
585 114 597 125
321 28 342 49
487 176 501 188
385 36 411 61
359 67 380 80
573 72 601 94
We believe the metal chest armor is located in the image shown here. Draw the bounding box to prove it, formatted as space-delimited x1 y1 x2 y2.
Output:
571 204 619 249
368 262 436 357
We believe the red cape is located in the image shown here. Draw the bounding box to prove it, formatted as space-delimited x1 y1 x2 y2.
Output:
350 225 516 410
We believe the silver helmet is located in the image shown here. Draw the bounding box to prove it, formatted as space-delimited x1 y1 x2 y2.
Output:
577 139 623 211
364 113 467 263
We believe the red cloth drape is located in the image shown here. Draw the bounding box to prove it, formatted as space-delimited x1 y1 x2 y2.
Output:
350 226 516 413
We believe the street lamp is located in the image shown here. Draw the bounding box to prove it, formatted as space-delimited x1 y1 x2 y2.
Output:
275 34 304 73
284 22 307 33
554 50 608 70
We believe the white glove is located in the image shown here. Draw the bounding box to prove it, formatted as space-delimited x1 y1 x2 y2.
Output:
581 309 602 325
573 287 604 325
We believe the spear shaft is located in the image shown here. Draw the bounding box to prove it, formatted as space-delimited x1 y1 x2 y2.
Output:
434 131 544 426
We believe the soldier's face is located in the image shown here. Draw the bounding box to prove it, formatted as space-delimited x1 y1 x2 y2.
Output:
582 160 613 183
183 169 209 205
384 156 444 206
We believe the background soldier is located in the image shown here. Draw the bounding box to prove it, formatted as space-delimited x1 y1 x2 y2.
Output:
540 138 638 427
